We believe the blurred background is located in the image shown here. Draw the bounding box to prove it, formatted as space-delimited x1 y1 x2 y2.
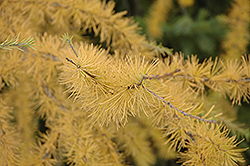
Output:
113 0 250 165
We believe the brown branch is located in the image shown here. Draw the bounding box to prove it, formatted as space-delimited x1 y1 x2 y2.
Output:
143 68 250 84
166 74 250 84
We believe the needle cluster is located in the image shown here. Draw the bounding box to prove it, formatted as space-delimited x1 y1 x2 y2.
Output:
0 0 249 166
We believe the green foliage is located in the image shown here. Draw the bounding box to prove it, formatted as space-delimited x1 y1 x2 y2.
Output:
132 0 249 60
0 0 250 166
161 10 227 58
0 33 36 51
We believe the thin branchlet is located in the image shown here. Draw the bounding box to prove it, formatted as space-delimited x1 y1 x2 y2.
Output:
145 87 217 123
65 57 96 78
174 75 250 84
66 38 79 58
144 68 250 83
143 69 181 80
65 57 79 67
186 131 197 144
0 33 36 51
63 34 96 79
60 33 78 58
125 69 218 123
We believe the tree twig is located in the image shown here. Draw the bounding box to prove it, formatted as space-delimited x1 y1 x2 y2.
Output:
65 57 96 78
65 38 79 58
143 69 181 80
145 87 217 123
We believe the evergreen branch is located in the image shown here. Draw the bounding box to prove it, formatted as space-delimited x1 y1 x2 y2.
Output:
145 87 217 123
0 33 36 51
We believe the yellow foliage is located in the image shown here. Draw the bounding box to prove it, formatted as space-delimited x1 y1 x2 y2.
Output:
147 0 173 39
0 0 249 166
0 97 20 166
116 120 156 166
221 0 250 59
177 0 195 8
178 124 247 166
147 0 195 40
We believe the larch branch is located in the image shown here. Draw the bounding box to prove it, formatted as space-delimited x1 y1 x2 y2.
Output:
145 87 217 123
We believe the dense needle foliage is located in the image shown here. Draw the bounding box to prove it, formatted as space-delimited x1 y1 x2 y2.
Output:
0 0 249 165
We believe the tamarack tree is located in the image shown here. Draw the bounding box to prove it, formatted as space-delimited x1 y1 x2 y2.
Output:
0 0 249 165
